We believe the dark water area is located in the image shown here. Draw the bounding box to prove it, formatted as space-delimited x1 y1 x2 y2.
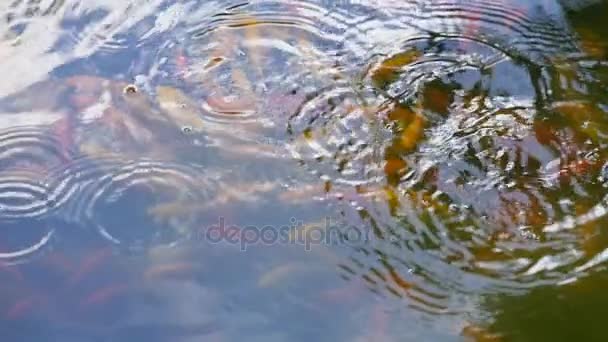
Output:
1 0 608 341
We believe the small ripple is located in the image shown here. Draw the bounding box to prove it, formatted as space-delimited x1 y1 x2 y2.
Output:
44 155 124 223
188 1 330 42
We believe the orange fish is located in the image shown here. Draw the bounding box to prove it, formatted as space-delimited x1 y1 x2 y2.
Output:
559 158 603 183
67 248 113 287
144 262 195 280
5 295 48 320
79 283 130 308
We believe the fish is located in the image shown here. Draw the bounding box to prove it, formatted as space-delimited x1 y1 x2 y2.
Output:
148 181 279 224
143 262 196 280
5 295 48 320
0 320 220 342
155 86 206 132
370 49 421 90
257 262 328 288
67 248 113 287
257 263 302 288
79 283 130 308
400 112 426 151
106 322 221 341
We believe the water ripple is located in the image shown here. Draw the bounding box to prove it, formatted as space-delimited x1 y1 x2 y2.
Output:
0 169 58 265
278 0 608 313
286 84 387 187
178 1 348 130
47 157 220 253
0 170 55 219
1 0 606 328
0 217 55 265
0 125 74 170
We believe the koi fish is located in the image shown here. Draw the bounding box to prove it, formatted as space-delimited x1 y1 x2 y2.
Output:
79 283 130 308
5 295 48 320
67 248 113 287
143 262 195 280
257 262 313 288
107 322 220 341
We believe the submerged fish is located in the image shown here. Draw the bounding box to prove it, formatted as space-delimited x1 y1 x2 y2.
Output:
105 322 221 341
1 320 220 342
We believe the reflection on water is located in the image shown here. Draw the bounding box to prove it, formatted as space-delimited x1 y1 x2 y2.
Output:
1 0 608 340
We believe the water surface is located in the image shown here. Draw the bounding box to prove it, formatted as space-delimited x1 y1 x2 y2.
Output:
1 0 608 341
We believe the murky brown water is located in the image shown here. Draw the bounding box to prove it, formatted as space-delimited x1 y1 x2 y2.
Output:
1 0 608 341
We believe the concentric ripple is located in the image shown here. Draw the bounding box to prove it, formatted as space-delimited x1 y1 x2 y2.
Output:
0 170 56 219
46 157 220 253
0 125 74 264
0 125 75 171
0 169 57 265
0 217 55 266
177 1 349 136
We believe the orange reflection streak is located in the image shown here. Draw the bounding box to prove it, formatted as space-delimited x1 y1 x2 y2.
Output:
387 267 413 291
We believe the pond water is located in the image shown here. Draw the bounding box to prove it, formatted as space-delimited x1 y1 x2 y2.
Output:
1 0 608 341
